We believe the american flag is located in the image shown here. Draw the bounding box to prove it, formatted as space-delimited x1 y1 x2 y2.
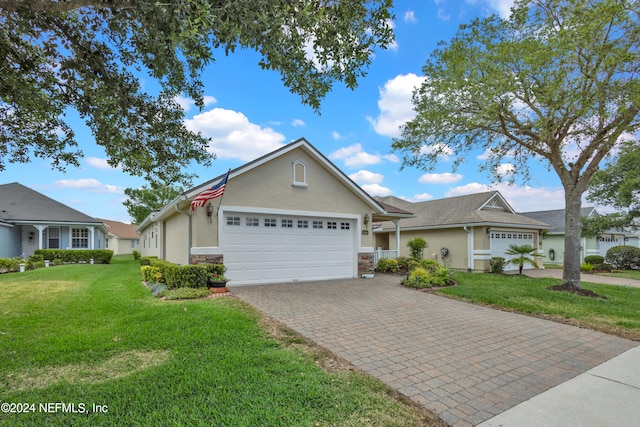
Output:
190 171 229 211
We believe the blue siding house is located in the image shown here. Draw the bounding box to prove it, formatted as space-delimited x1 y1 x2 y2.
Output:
0 182 107 258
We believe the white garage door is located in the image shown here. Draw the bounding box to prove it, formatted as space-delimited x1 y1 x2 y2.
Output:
490 231 536 271
223 212 356 285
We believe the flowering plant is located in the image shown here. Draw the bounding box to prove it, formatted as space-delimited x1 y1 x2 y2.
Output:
210 272 228 283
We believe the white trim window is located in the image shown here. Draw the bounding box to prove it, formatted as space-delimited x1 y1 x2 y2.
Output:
71 228 89 248
292 160 307 187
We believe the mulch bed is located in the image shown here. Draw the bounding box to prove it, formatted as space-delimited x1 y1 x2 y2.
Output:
547 285 608 299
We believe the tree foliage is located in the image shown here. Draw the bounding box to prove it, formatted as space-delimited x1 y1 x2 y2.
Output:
504 244 541 275
393 0 640 289
582 141 640 236
124 185 183 224
0 0 394 185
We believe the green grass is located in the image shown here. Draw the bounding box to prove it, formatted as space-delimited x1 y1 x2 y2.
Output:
439 272 640 340
0 257 436 426
598 270 640 281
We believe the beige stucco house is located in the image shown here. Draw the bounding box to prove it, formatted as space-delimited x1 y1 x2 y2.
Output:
137 138 412 286
100 219 140 255
374 192 549 272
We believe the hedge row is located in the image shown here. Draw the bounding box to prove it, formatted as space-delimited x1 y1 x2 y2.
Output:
34 249 113 264
141 259 226 289
606 246 640 270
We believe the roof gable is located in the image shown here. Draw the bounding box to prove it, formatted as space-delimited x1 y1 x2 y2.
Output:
100 219 140 239
375 191 549 230
520 207 598 233
0 182 102 225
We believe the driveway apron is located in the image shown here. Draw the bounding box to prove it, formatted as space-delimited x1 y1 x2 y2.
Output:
232 276 637 426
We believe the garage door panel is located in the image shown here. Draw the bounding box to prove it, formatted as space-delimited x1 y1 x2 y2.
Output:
223 212 355 285
490 231 536 271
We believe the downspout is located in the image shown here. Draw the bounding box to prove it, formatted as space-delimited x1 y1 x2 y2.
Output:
464 226 473 272
393 220 401 258
175 202 192 265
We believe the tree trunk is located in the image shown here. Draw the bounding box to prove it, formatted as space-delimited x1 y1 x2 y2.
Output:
562 189 583 290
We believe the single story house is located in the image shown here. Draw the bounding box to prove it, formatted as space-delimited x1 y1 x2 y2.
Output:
137 138 413 286
520 207 639 265
100 219 141 255
373 192 550 272
0 182 107 258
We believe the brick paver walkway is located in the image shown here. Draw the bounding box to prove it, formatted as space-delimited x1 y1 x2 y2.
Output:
232 276 637 426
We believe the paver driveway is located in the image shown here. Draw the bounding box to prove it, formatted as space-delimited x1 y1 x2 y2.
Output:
232 275 637 426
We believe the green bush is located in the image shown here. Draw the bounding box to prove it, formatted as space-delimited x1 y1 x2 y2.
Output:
407 237 428 259
0 257 21 273
141 265 163 283
419 259 439 270
162 287 211 300
406 258 420 272
34 249 113 264
489 257 506 274
594 263 613 271
132 250 141 260
605 246 640 270
584 255 604 265
165 264 209 289
396 256 410 271
402 262 453 289
375 258 399 273
580 263 595 272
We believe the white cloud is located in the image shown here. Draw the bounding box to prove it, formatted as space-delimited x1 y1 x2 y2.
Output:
419 143 453 161
331 131 343 140
366 73 426 138
362 183 393 197
400 193 434 202
184 108 286 161
54 179 122 194
86 157 117 170
404 10 418 23
329 143 399 168
480 0 515 18
446 182 565 212
418 172 463 184
174 95 217 112
291 118 306 127
349 170 384 184
496 163 515 177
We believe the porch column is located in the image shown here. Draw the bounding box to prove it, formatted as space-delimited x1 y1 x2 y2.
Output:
87 226 95 249
35 225 48 250
393 220 401 258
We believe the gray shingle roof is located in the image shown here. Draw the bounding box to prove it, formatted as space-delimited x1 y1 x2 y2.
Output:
0 182 102 224
520 207 596 233
375 191 549 230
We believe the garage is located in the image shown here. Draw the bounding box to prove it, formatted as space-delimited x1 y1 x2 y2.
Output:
490 230 536 271
222 211 356 285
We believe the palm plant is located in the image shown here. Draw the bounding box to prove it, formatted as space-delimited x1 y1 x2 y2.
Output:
504 244 542 275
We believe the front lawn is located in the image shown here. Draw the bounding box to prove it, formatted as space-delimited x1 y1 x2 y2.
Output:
439 272 640 340
0 257 437 426
598 270 640 281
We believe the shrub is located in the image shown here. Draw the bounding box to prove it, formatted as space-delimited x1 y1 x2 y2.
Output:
419 259 439 270
593 263 613 272
141 265 163 283
165 265 209 289
132 250 141 260
584 255 604 265
402 263 453 289
375 258 399 273
407 237 428 259
581 263 594 272
406 258 421 272
489 257 506 274
0 257 21 273
605 246 640 270
34 249 113 264
162 287 211 300
396 256 411 271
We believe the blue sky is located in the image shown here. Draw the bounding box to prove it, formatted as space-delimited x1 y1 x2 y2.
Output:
3 0 576 223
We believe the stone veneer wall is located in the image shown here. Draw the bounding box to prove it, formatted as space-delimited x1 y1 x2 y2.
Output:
191 254 224 265
358 252 374 277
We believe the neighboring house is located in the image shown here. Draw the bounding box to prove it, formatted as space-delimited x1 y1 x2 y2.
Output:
521 207 639 265
0 182 107 258
374 192 550 272
99 219 140 255
137 138 412 286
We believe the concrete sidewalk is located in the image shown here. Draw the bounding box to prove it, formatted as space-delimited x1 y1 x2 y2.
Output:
521 268 640 288
479 345 640 426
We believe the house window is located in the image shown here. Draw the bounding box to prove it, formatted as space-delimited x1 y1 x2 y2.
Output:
246 217 259 227
48 227 60 249
297 220 309 228
227 216 240 226
327 221 337 229
313 221 323 229
292 160 307 187
264 218 277 227
340 222 350 230
71 228 89 248
281 219 293 228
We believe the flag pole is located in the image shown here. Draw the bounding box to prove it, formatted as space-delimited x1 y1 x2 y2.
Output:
215 169 231 218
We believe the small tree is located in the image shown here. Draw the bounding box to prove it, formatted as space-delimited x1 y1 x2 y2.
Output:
407 237 428 259
504 244 542 275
